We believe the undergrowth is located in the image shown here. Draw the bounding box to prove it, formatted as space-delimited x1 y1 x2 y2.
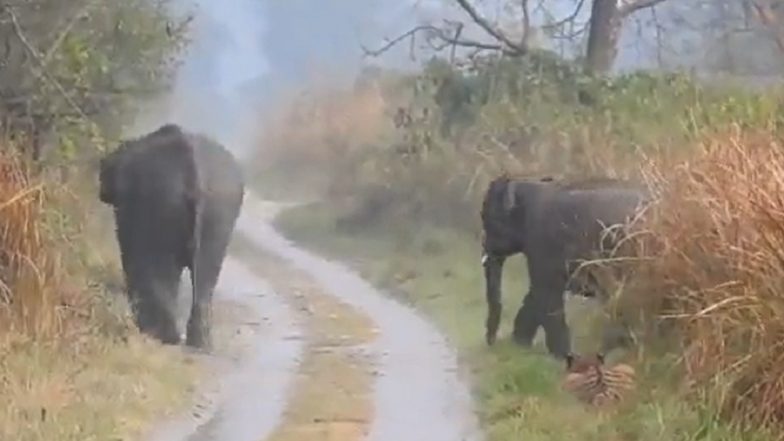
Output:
0 146 199 440
619 128 784 434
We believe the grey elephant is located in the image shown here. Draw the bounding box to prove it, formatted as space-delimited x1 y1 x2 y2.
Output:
99 124 245 349
479 174 649 358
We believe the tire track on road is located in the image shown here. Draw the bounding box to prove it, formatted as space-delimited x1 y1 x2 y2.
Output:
145 258 304 441
230 239 377 441
238 196 484 441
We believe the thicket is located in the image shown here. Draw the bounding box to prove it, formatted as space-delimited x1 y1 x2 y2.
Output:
0 1 195 437
0 0 188 340
257 51 784 231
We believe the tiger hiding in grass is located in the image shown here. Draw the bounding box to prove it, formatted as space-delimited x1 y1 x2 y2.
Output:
561 352 636 408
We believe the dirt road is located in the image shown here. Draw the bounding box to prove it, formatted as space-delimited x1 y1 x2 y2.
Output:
144 195 483 441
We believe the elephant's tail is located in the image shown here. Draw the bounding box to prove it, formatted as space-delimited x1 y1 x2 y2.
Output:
191 199 204 291
186 142 205 304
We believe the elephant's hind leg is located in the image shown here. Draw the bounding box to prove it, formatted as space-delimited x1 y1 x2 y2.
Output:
187 251 223 349
134 292 182 345
187 209 239 350
541 294 571 359
526 262 571 358
512 291 541 347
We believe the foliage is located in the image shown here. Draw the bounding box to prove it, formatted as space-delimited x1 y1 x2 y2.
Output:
612 128 784 433
0 1 200 438
255 52 784 233
0 0 190 162
0 147 66 338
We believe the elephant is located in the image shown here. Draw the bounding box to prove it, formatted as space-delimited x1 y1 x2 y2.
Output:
479 174 650 358
99 123 245 350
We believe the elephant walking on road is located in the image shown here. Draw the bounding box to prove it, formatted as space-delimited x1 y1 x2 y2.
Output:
479 175 649 358
99 124 245 349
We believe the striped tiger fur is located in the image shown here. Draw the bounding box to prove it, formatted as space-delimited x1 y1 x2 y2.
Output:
561 352 636 408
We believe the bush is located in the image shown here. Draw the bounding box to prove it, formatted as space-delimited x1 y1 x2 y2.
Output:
0 147 77 340
254 56 784 234
623 127 784 430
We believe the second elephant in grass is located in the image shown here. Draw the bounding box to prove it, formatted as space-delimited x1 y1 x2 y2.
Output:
99 124 245 349
480 175 650 358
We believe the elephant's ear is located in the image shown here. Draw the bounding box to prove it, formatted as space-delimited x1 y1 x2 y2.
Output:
98 157 117 205
502 180 518 212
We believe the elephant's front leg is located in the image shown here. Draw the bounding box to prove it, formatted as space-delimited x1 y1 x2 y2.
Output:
541 291 571 359
526 260 571 358
512 290 542 347
483 253 506 345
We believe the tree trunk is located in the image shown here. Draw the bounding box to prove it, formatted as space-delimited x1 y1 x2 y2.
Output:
585 0 624 75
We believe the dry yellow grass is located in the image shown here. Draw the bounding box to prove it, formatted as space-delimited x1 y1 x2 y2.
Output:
259 80 393 167
0 150 71 338
622 126 784 431
0 334 200 441
0 145 200 440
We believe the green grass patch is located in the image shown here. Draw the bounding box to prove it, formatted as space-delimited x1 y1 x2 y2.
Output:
274 201 771 441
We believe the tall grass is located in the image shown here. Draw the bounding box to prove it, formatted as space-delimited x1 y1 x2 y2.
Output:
0 143 200 441
0 148 80 340
620 127 784 432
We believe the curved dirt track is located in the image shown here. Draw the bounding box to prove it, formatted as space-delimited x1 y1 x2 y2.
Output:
144 194 483 441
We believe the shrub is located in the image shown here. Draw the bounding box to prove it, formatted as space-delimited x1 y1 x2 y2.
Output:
0 147 84 341
624 127 784 430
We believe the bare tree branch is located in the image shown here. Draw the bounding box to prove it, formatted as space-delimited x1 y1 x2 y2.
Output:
453 0 527 54
750 0 784 55
619 0 669 17
361 26 425 58
3 6 91 122
361 23 507 59
42 1 98 67
541 0 587 30
521 0 531 46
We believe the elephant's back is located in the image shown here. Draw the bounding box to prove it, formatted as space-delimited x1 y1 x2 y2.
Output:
188 134 245 202
532 186 648 253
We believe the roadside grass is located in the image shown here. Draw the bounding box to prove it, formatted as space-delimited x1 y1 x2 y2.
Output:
0 329 200 441
0 150 201 441
274 202 769 441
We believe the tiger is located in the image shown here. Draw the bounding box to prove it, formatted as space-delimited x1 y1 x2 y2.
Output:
561 352 636 408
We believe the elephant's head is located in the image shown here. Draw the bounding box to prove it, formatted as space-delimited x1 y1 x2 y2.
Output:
480 175 552 261
480 175 553 345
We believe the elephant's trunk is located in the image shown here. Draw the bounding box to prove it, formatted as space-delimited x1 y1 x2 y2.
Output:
483 253 506 346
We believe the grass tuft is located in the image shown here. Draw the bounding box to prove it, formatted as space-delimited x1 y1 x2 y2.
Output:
622 127 784 432
0 150 71 339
